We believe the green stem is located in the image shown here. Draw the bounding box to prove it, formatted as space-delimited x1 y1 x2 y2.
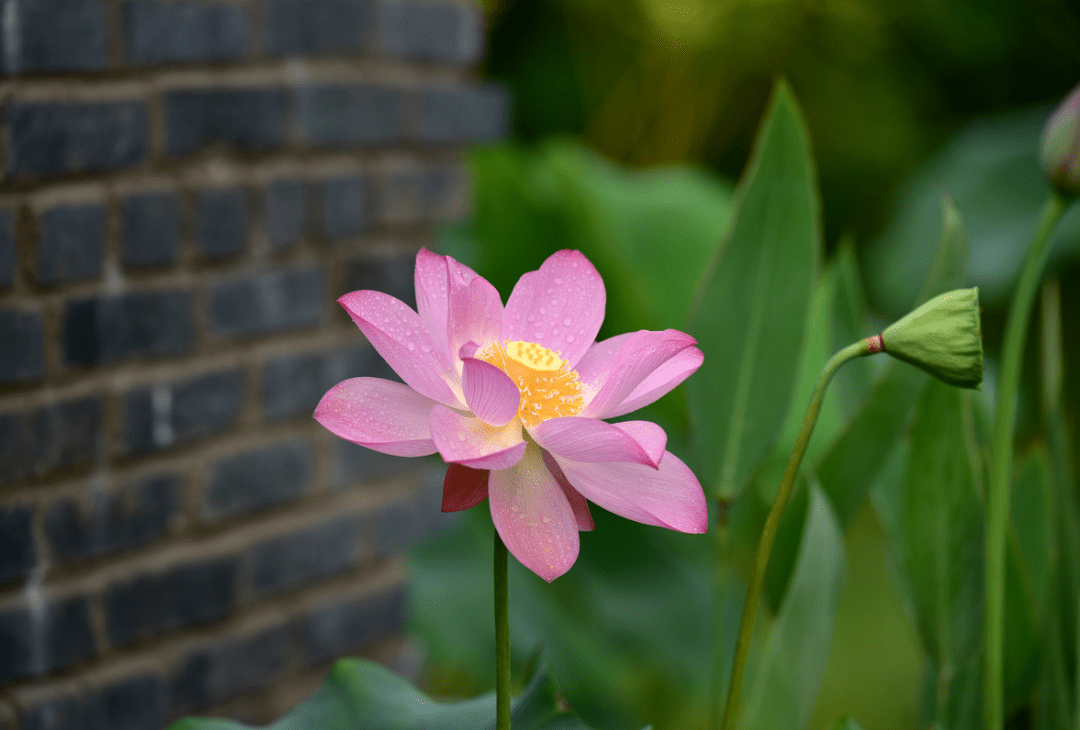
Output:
495 529 511 730
984 193 1069 730
718 339 872 730
709 520 732 730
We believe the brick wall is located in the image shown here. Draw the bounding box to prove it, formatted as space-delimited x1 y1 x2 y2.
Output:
0 0 506 727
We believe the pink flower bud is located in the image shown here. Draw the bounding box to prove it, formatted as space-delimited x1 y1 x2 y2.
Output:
1041 82 1080 197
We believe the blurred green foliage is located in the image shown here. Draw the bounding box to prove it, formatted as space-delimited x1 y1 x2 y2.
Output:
407 68 1080 730
481 0 1079 242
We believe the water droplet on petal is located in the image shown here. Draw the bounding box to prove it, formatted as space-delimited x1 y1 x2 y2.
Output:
563 317 572 326
547 288 555 295
541 515 551 523
407 342 415 351
457 432 467 441
539 307 546 315
554 278 563 285
566 334 575 343
420 345 431 353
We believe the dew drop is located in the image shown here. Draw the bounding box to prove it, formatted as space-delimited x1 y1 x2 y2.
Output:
554 277 563 285
541 515 551 523
562 317 572 326
566 334 575 343
457 432 467 441
546 287 555 295
406 342 415 351
420 345 431 353
552 328 560 336
539 307 546 315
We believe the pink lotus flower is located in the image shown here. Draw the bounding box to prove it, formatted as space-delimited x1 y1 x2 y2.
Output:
314 249 708 581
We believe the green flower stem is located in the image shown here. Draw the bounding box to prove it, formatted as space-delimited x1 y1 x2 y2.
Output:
495 529 511 730
985 192 1070 730
719 339 873 730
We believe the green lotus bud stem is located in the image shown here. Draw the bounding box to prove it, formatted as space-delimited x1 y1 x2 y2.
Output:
877 287 984 389
1041 82 1080 197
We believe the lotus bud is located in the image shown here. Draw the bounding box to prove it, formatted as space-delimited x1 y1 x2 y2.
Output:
1040 82 1080 197
872 287 984 389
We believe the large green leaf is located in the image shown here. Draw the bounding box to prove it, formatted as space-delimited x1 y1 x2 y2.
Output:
410 509 716 730
830 241 876 419
1039 278 1080 730
688 80 821 500
1002 449 1052 716
739 486 846 730
899 383 984 720
441 140 733 342
864 105 1080 314
763 197 969 608
168 657 612 730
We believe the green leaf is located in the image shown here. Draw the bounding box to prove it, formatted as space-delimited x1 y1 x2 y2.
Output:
899 383 983 703
1003 449 1053 713
864 106 1080 313
1038 278 1080 729
687 80 821 500
441 140 733 341
168 658 605 730
739 485 846 730
830 240 876 418
538 142 734 335
764 195 970 609
409 509 715 730
830 718 869 730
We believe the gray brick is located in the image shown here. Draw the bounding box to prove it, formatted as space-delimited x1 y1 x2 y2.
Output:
6 101 148 178
105 558 237 646
247 515 359 596
374 484 442 555
204 440 312 519
377 164 465 226
262 352 323 421
45 474 180 561
36 204 105 285
170 624 290 714
208 264 323 337
20 694 96 730
262 344 377 421
333 440 411 490
414 85 508 144
122 1 248 66
0 505 35 583
196 188 248 259
62 290 194 366
379 0 480 65
343 253 414 307
0 0 108 74
263 0 368 56
0 309 44 382
122 192 179 269
122 369 244 455
0 397 101 485
20 675 165 730
0 596 96 683
164 88 287 158
323 176 367 240
0 209 14 287
98 675 167 730
297 84 403 146
302 585 406 665
263 179 308 250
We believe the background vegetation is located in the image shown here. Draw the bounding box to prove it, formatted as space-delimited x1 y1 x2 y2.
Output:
403 3 1080 729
